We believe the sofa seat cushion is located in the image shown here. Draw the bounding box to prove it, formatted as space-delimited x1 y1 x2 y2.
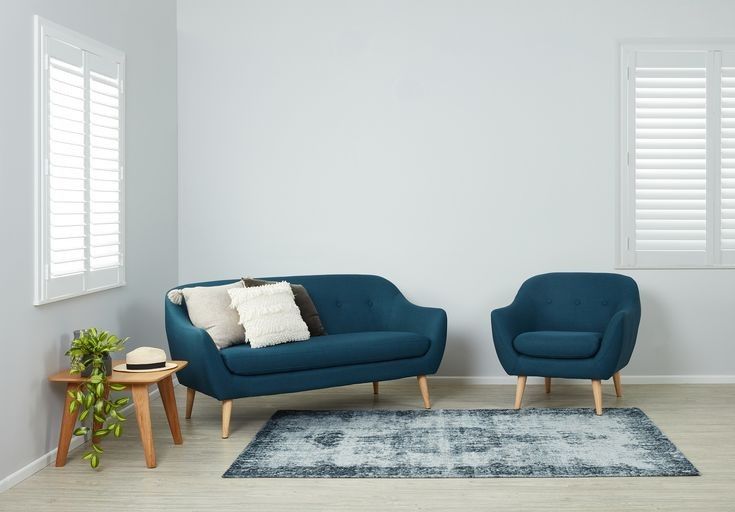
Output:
220 331 431 376
513 331 602 359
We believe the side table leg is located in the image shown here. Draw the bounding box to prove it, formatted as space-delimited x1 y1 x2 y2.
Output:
157 376 183 444
55 383 81 467
132 384 156 468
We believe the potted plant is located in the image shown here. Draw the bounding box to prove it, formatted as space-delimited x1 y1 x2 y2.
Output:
65 328 129 468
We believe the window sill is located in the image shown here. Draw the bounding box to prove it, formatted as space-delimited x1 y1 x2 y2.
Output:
34 281 126 307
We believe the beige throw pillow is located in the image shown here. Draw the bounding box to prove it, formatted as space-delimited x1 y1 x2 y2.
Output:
182 282 245 349
228 281 310 349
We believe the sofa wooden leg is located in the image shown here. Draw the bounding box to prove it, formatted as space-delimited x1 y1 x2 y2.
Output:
592 380 603 415
613 372 623 397
372 381 379 395
417 375 431 409
222 399 232 439
185 388 195 419
514 376 527 410
545 377 551 394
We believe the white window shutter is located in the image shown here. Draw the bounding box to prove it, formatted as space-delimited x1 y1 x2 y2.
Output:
48 40 86 270
721 51 735 264
35 17 125 305
624 50 709 267
87 52 124 291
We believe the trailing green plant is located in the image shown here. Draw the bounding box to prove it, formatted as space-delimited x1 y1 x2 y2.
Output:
65 328 129 468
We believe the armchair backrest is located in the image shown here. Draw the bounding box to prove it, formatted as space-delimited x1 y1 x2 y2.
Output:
169 274 403 334
514 272 640 332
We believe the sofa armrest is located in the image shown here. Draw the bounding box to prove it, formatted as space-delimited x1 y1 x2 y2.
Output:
388 296 447 374
164 299 231 400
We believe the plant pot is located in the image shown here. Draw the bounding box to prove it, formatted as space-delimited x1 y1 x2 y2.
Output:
81 353 112 377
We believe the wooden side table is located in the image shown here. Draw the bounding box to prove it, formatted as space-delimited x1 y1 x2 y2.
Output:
49 360 188 468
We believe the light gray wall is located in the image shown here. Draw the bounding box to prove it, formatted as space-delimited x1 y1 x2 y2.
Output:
178 0 735 378
0 0 178 483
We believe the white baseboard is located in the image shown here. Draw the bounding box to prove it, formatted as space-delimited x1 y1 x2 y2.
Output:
432 375 735 385
0 380 176 494
0 427 89 495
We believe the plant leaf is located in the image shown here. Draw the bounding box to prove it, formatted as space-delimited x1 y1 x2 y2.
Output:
91 443 103 454
69 401 78 413
79 409 89 421
73 427 87 436
90 454 99 468
109 384 126 391
82 452 93 461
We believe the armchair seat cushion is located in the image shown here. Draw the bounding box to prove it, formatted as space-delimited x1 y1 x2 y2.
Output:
220 331 431 376
513 331 602 359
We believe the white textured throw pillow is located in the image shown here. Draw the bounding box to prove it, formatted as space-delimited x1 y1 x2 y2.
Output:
182 282 245 349
228 281 310 349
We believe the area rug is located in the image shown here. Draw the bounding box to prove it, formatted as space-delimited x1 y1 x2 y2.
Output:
223 408 699 478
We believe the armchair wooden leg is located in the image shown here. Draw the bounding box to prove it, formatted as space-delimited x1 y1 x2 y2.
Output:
545 377 551 394
222 399 232 439
592 380 603 415
514 376 527 410
417 375 431 409
613 372 623 397
185 388 195 419
372 381 379 395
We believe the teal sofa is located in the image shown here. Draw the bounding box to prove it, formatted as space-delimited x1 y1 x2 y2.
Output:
165 274 447 437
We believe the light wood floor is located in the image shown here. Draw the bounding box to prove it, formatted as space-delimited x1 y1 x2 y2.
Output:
2 380 734 511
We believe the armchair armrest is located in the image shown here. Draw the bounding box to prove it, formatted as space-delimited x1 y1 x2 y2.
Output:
594 308 639 376
491 302 533 375
164 299 231 400
602 309 627 342
388 296 447 374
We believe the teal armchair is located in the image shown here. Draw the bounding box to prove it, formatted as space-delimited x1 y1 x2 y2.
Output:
491 273 641 415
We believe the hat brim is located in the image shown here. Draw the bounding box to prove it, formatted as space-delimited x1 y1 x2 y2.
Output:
113 362 178 373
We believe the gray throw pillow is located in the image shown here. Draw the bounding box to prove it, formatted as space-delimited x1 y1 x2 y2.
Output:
182 281 246 349
241 277 326 336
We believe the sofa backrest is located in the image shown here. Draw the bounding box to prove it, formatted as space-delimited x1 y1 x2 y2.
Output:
514 272 640 333
171 274 403 334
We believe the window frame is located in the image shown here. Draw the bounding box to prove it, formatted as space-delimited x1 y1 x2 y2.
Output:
618 41 735 269
34 16 126 305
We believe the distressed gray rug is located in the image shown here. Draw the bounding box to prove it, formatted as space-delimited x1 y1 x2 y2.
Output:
223 408 698 478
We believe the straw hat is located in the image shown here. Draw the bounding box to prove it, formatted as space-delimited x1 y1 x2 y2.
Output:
113 347 177 373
